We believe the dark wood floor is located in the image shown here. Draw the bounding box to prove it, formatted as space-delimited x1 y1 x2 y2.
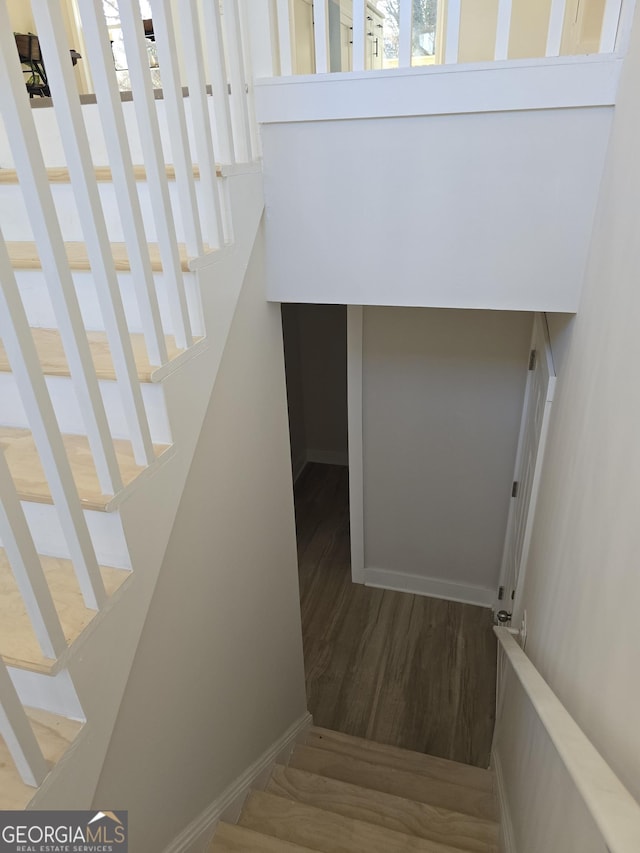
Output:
295 463 497 768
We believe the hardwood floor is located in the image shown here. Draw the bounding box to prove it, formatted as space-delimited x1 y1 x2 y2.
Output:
295 463 497 768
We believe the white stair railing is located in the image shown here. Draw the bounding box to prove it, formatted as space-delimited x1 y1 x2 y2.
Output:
147 0 204 260
494 628 640 853
76 0 169 368
271 0 628 76
117 0 194 350
223 0 253 162
181 0 225 249
0 229 107 611
0 659 48 788
0 5 123 498
0 0 257 796
32 0 155 469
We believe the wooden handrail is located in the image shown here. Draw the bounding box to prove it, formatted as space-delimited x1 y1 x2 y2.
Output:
495 627 640 853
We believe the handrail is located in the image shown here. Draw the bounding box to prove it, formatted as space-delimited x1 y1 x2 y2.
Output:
494 627 640 853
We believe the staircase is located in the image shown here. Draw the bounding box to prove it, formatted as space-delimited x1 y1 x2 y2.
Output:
0 0 264 812
211 726 499 853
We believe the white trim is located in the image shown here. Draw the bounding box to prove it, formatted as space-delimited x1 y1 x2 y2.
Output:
492 748 517 853
363 567 494 608
347 306 364 584
254 54 622 124
162 711 312 853
306 449 349 466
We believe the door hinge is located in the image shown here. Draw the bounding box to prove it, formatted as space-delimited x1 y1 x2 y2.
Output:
498 586 505 601
529 349 537 370
227 83 232 95
512 480 519 498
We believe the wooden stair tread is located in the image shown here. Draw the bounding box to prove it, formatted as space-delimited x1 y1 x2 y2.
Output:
0 425 169 511
0 164 222 183
289 745 497 821
0 708 82 810
0 550 130 673
211 822 316 852
267 765 498 853
6 241 194 273
306 727 494 793
0 327 191 382
239 790 465 853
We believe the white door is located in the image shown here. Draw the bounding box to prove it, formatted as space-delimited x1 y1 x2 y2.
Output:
496 314 556 619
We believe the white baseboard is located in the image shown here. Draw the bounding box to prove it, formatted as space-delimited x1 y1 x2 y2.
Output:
306 449 349 467
162 711 313 853
363 567 494 608
292 454 308 483
492 748 517 853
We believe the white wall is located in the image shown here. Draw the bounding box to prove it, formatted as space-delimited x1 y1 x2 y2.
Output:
262 106 612 312
93 225 308 853
360 307 532 606
282 304 348 475
495 9 640 849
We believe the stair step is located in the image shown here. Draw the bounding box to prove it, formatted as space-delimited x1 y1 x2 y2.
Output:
6 241 195 273
211 822 316 852
267 765 498 853
289 745 497 821
0 425 169 511
0 708 82 810
0 327 192 383
0 164 222 183
306 727 493 793
0 549 129 673
239 790 465 853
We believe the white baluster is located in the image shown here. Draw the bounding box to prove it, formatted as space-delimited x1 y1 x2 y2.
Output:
445 0 462 63
352 0 366 72
0 451 67 661
76 0 169 368
0 3 122 498
222 0 253 162
32 0 155 468
201 0 235 164
238 0 261 159
398 0 412 68
276 0 294 75
495 0 513 60
0 659 48 787
600 0 622 52
546 0 567 56
0 231 107 611
312 0 330 73
118 0 194 350
148 0 204 259
181 0 225 249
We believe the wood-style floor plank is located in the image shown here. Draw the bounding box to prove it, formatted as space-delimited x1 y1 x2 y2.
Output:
0 709 82 810
239 790 464 853
0 426 169 510
211 822 316 853
306 727 494 792
289 745 497 821
0 327 192 382
267 765 499 853
0 550 130 672
295 463 497 767
6 241 192 272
